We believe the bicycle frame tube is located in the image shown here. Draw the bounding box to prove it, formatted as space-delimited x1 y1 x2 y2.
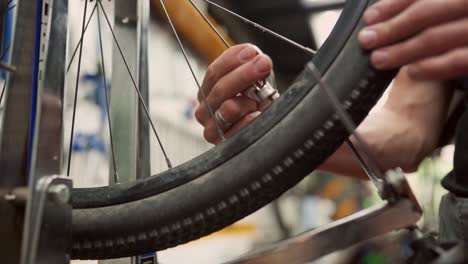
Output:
0 0 40 262
27 0 67 189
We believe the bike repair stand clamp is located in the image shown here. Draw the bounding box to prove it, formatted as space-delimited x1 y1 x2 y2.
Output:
226 168 423 264
16 175 73 264
378 168 421 210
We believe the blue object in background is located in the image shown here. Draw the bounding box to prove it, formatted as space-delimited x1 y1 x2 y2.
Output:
1 0 14 79
82 71 109 124
138 252 158 264
88 134 107 155
72 132 107 154
72 132 87 152
184 98 197 121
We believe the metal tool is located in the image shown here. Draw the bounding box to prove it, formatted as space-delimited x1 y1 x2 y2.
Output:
244 72 280 103
226 169 422 264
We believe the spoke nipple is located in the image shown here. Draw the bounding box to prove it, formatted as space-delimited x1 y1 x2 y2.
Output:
166 158 173 169
113 172 120 184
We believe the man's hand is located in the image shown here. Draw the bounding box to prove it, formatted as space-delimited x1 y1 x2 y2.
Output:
195 44 273 144
358 0 468 80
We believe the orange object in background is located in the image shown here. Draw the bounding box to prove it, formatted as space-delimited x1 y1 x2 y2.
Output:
151 0 234 64
317 175 364 220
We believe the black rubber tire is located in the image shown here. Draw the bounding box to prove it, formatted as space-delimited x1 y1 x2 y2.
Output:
71 0 396 259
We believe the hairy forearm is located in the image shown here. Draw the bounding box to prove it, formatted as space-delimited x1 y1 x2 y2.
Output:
320 68 453 179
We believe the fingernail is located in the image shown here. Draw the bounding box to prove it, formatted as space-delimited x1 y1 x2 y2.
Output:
371 50 388 68
238 46 258 62
251 45 263 55
359 29 378 48
254 56 271 74
363 9 380 24
251 111 261 118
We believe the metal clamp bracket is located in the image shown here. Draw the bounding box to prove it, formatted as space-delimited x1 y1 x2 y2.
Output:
226 170 422 264
20 175 72 264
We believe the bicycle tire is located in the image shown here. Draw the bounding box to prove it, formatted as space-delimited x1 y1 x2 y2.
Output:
71 0 396 259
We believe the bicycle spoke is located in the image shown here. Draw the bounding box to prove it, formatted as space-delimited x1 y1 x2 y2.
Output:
97 0 173 169
186 0 230 48
158 0 226 141
0 45 11 105
303 0 346 13
345 138 382 188
202 0 316 55
306 63 386 190
1 43 11 61
97 5 119 183
0 78 7 105
66 3 97 73
67 0 89 176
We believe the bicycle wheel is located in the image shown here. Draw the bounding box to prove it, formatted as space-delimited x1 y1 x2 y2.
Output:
71 0 396 259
